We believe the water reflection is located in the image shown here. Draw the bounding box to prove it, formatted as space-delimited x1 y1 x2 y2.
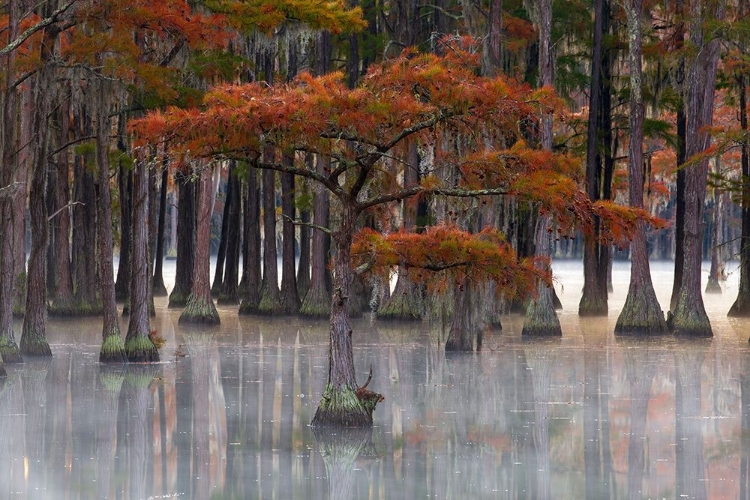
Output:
0 297 749 497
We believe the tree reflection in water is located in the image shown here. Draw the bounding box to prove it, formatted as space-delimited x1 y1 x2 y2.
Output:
1 311 749 498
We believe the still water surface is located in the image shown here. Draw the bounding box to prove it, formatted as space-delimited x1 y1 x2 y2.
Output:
0 261 749 499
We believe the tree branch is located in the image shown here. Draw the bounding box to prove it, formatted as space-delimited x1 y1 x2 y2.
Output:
280 212 331 234
356 185 510 213
0 0 77 57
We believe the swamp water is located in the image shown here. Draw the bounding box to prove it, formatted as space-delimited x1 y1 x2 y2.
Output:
0 260 749 499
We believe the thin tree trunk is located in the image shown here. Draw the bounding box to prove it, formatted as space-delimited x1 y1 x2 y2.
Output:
258 165 283 314
211 170 231 296
219 165 241 305
300 155 331 317
239 168 262 313
706 159 723 293
152 166 169 297
125 157 158 361
615 0 667 335
297 175 312 299
180 165 220 324
115 118 132 301
730 74 750 315
280 159 300 314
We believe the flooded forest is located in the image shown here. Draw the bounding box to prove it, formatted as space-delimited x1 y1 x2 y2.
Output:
2 0 750 497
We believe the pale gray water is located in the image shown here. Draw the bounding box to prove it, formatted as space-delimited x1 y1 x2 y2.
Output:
0 260 748 499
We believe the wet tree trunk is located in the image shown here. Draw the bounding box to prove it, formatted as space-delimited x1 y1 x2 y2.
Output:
615 0 667 335
211 171 231 296
20 21 56 357
219 166 241 305
311 205 382 427
300 155 331 318
670 0 720 337
152 167 169 297
115 159 132 301
168 172 195 308
180 165 220 324
579 0 610 316
730 76 750 315
96 81 126 363
0 0 22 363
280 161 300 314
239 168 262 313
522 0 561 337
125 158 158 361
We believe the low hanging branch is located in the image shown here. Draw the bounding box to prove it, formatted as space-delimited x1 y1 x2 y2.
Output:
0 0 77 57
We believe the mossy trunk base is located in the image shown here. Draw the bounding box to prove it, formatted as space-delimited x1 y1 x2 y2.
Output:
668 308 713 338
705 279 721 294
522 293 562 337
299 284 331 318
168 288 190 309
48 297 78 317
100 333 127 363
311 384 382 428
179 295 220 325
578 295 608 317
376 291 422 321
0 336 23 363
19 334 52 357
125 335 159 362
615 289 667 336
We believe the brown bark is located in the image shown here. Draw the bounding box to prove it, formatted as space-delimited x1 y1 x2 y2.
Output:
670 0 720 337
257 166 283 314
730 75 750 315
280 158 300 314
239 167 262 313
300 156 331 318
445 280 475 351
96 81 126 363
210 170 231 296
615 0 667 335
706 167 723 294
115 159 132 301
297 175 312 299
152 166 169 297
168 171 195 308
219 166 241 305
72 147 102 314
125 158 158 361
180 165 220 324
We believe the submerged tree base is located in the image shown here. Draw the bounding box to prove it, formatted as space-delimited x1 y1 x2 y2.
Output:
615 285 668 336
125 335 160 362
48 297 78 317
100 332 127 363
168 288 190 309
578 295 608 317
311 383 384 428
179 295 220 325
667 309 713 338
376 293 422 321
0 335 23 363
728 294 750 317
20 335 52 357
300 285 331 318
522 294 562 337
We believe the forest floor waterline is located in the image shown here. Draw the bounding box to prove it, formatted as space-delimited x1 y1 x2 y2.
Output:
0 260 749 499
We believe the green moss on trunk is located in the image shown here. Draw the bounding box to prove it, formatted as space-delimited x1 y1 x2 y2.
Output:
376 292 422 321
299 284 331 318
578 294 608 317
168 288 190 309
19 334 52 357
125 335 159 362
0 335 23 363
615 291 667 336
100 332 127 363
522 292 562 337
311 384 382 428
257 289 284 315
73 298 104 316
179 295 220 325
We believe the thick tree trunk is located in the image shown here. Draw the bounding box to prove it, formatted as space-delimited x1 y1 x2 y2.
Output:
312 205 382 427
730 76 750 315
210 170 231 296
152 167 169 297
239 168 262 313
180 165 220 324
96 82 126 363
445 280 475 351
300 156 332 317
72 151 102 314
21 47 54 357
615 0 667 335
280 162 300 314
579 0 610 316
12 83 31 318
219 166 241 304
168 172 195 308
258 166 283 314
125 159 158 361
115 161 132 301
670 1 720 337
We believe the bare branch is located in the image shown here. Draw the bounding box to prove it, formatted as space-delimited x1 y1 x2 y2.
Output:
48 201 83 221
280 212 331 234
0 0 77 57
356 185 510 213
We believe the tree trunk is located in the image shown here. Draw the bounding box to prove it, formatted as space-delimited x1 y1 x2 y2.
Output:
445 280 475 351
615 0 667 335
311 204 382 427
258 165 283 314
523 0 561 337
180 165 220 324
210 169 231 297
239 168 262 313
730 75 750 315
12 82 31 318
280 160 300 314
72 148 102 314
115 118 132 301
579 0 610 316
125 158 158 361
0 0 21 362
706 160 723 293
297 174 312 299
168 171 195 308
219 166 241 305
300 156 332 317
20 36 55 357
96 81 126 363
670 0 720 337
152 166 169 297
